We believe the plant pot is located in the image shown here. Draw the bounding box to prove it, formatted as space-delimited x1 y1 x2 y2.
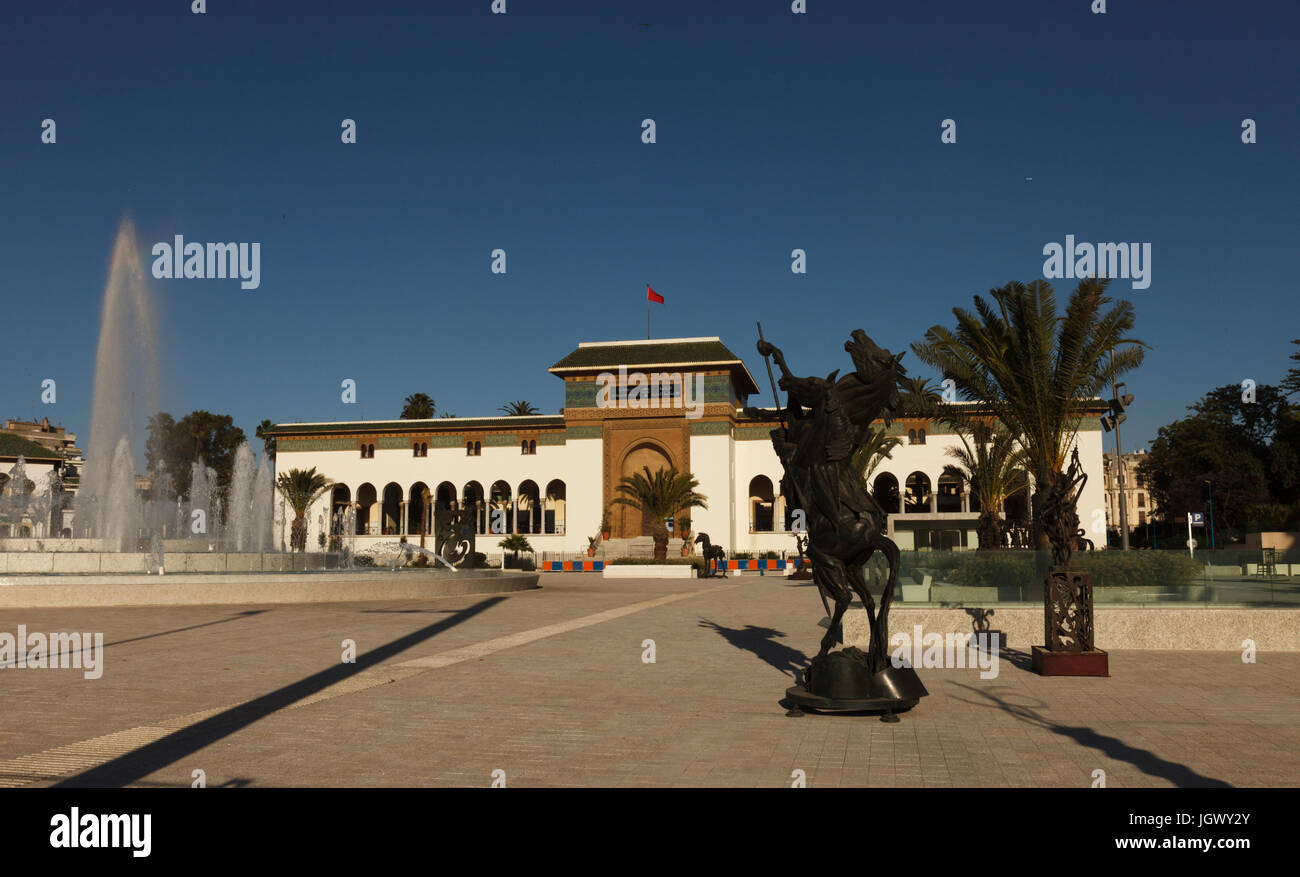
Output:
601 530 611 540
681 545 691 557
587 547 597 557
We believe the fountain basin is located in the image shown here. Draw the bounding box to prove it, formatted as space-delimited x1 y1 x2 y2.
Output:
0 567 539 608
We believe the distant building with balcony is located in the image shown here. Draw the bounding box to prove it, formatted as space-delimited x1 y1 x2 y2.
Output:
1103 449 1155 536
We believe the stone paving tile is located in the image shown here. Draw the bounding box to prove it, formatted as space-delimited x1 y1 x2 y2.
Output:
1 573 1297 787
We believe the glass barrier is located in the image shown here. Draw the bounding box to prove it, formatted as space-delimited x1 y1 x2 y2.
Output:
855 548 1300 607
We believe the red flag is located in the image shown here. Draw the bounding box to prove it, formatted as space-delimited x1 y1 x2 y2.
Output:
647 285 664 304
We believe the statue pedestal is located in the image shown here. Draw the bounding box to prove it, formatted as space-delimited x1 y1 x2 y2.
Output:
786 649 928 718
1032 646 1109 676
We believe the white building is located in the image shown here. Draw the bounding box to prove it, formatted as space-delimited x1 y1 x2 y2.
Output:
266 336 1109 558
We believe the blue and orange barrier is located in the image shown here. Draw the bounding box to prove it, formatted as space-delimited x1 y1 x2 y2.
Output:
542 560 604 572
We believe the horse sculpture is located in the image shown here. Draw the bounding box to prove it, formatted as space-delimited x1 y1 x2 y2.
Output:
759 330 909 678
694 532 726 578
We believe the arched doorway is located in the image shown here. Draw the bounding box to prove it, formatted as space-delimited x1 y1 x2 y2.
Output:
749 475 775 532
616 442 673 538
874 472 901 515
356 483 377 535
408 482 430 536
544 479 566 534
517 480 541 534
381 483 402 535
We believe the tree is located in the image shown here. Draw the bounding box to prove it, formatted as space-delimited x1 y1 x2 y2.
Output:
498 534 534 568
499 400 539 416
851 426 902 482
1281 339 1300 399
401 393 435 419
610 465 708 560
912 278 1144 551
145 410 246 501
255 419 276 461
942 422 1030 549
1139 382 1298 538
275 467 333 552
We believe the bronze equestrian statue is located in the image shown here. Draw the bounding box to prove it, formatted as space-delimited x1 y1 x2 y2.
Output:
759 329 928 717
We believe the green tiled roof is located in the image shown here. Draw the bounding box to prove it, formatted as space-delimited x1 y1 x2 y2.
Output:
0 433 62 462
550 337 760 395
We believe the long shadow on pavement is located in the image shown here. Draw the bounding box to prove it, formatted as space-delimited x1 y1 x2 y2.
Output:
698 619 808 679
53 597 505 788
948 681 1233 788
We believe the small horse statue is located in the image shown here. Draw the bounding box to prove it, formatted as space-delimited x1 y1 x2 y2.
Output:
694 532 726 578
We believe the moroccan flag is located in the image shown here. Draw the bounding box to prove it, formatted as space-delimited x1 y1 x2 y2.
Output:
647 285 664 304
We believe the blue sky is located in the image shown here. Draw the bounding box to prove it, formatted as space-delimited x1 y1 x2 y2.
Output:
1 0 1296 460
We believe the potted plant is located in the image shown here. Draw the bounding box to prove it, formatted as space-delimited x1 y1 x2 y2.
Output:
600 511 611 540
587 535 599 558
680 535 692 557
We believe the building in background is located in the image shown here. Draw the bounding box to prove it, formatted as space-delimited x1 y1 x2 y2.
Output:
267 337 1109 558
1103 449 1155 543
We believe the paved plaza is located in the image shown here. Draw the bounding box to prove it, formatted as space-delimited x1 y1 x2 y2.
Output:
1 574 1296 788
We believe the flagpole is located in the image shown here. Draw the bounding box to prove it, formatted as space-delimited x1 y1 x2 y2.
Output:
646 283 650 339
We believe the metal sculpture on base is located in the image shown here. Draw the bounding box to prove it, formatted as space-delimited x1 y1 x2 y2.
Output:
757 327 928 720
434 503 479 569
1033 447 1108 676
694 533 726 578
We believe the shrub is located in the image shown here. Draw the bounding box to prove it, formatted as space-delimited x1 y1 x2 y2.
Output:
909 550 1201 589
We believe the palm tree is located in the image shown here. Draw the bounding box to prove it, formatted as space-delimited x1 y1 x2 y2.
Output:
911 278 1144 550
275 467 333 552
899 376 945 420
499 400 540 416
255 419 276 461
498 533 534 568
851 426 902 483
942 422 1030 549
611 465 708 560
401 393 436 419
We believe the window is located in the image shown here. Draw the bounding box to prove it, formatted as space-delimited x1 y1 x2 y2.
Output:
467 441 481 457
1137 494 1146 508
522 440 536 455
908 429 917 444
1138 511 1146 525
360 443 375 459
917 429 927 445
466 442 473 455
413 442 428 457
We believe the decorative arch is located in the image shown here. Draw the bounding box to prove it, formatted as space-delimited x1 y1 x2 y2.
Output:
517 479 541 534
873 472 901 515
615 441 675 538
904 471 932 514
381 482 403 535
937 471 963 513
544 479 566 534
356 483 377 535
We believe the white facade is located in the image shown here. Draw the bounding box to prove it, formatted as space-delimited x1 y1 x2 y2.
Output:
268 337 1110 558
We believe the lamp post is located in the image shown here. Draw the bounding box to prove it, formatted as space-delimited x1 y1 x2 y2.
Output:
1101 350 1135 550
1204 479 1216 550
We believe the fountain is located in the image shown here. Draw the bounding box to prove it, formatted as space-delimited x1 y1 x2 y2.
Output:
0 219 537 606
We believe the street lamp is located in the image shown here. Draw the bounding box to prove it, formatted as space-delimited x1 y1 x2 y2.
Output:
1101 356 1136 550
